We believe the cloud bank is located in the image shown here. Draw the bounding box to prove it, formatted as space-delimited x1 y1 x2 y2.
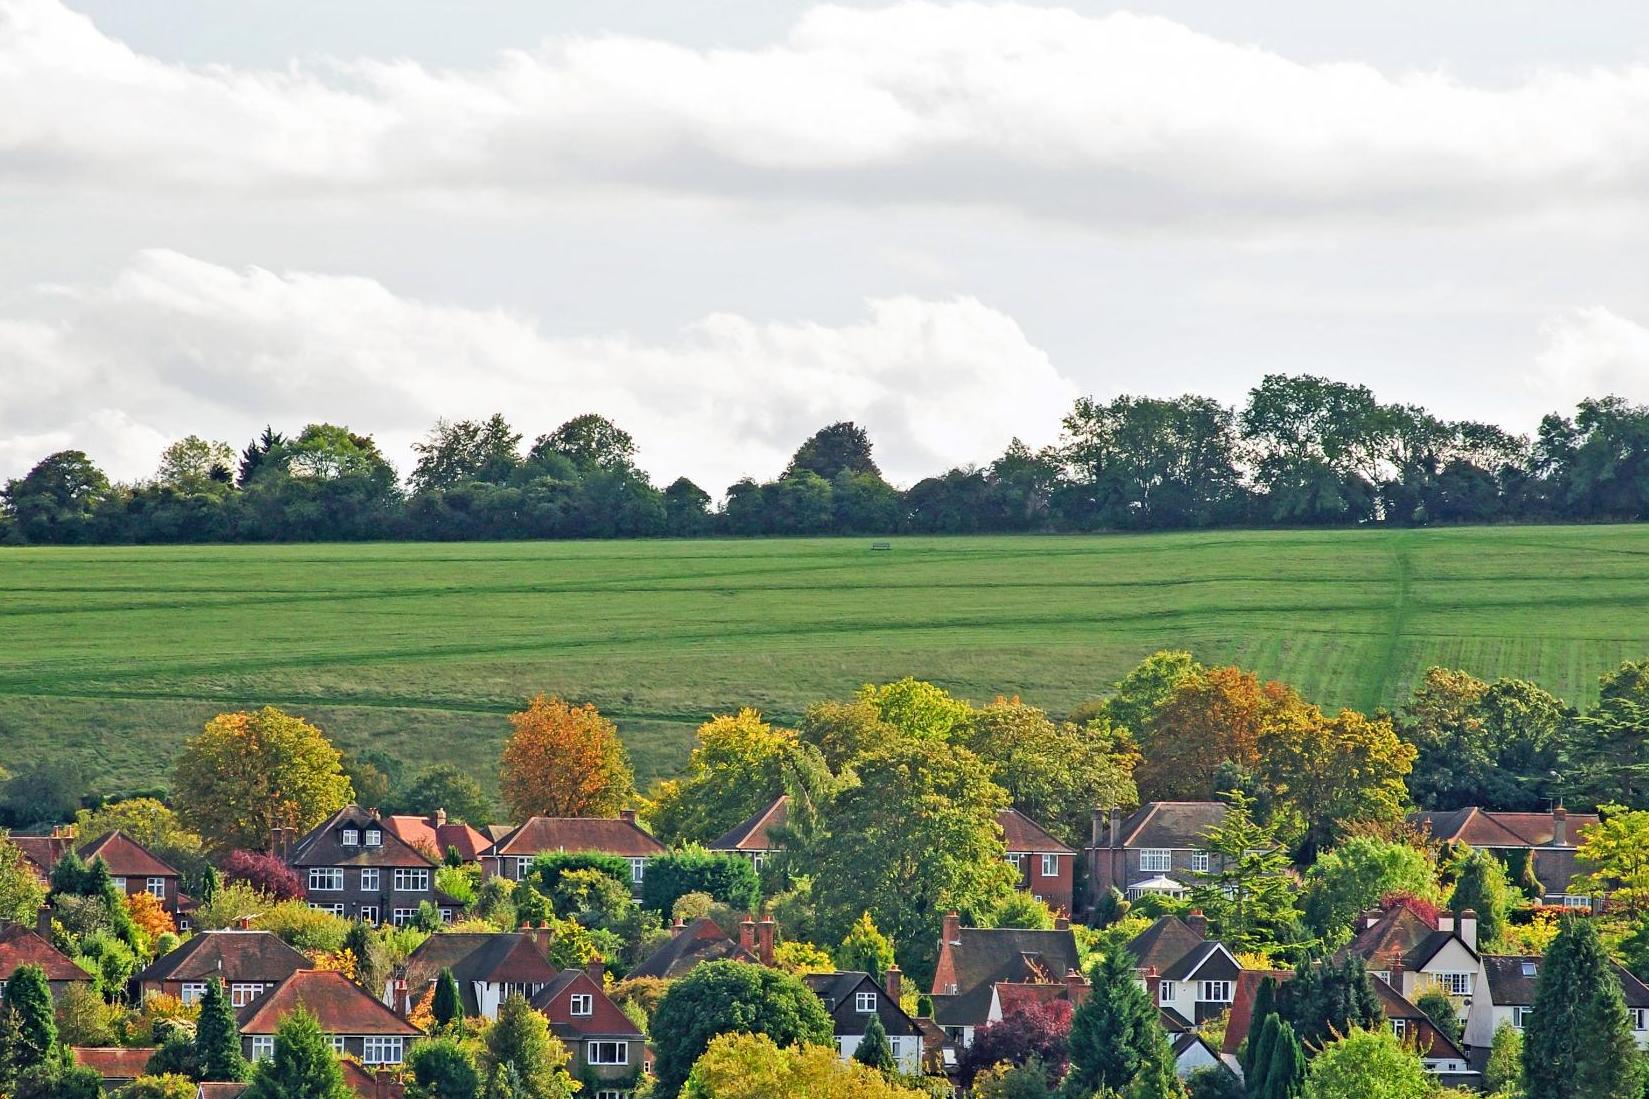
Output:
0 250 1076 488
6 0 1649 228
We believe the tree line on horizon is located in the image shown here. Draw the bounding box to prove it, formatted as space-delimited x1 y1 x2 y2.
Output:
5 373 1649 544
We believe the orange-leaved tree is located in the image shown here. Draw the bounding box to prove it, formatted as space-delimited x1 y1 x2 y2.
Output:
499 694 635 820
1135 665 1312 800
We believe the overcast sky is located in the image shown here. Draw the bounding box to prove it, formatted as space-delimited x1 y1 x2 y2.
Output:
4 0 1649 491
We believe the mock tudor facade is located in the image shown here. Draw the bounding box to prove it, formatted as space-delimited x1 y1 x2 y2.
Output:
393 930 562 1020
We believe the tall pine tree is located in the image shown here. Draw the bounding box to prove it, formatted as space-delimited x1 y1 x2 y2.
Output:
1255 1017 1304 1099
433 967 464 1029
1523 918 1643 1099
1067 950 1180 1096
2 963 58 1071
197 978 250 1082
244 1007 353 1099
1239 978 1278 1080
854 1012 896 1075
1277 954 1380 1049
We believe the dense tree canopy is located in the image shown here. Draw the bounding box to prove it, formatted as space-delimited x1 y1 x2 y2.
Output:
498 695 634 821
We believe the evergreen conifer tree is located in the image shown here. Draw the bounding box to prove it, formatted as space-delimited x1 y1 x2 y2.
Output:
197 978 250 1082
1239 979 1277 1079
1523 918 1643 1099
433 967 464 1029
243 1007 353 1099
343 920 387 995
2 963 58 1071
1067 951 1178 1096
1450 850 1512 947
198 865 221 907
1257 1018 1304 1099
48 851 88 897
854 1012 897 1075
1244 1014 1280 1099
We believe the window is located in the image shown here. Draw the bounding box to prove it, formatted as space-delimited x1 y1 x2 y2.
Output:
1198 981 1232 1003
363 1036 404 1064
593 1092 633 1099
1514 1006 1534 1029
309 902 345 916
629 858 646 884
856 991 878 1013
1190 851 1211 873
328 1036 347 1053
440 907 453 924
1005 853 1026 870
359 905 379 924
514 857 534 880
180 982 207 1005
231 984 263 1008
341 828 359 846
364 828 382 846
1040 854 1059 877
309 868 343 891
393 868 429 892
1391 1018 1408 1038
1158 981 1174 1005
392 908 416 927
751 852 766 873
251 1037 275 1061
1521 961 1538 977
146 877 167 899
570 994 594 1017
111 876 127 891
1635 1009 1648 1032
587 1041 628 1066
1139 849 1171 872
360 868 381 891
1371 971 1392 987
1432 972 1473 997
1562 895 1592 909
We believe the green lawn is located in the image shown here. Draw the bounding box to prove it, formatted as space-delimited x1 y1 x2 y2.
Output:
2 525 1647 797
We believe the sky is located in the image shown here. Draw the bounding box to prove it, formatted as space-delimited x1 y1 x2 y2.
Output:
4 0 1649 492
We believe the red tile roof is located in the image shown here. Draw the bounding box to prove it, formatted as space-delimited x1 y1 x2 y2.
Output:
341 1059 406 1099
1221 969 1292 1055
8 833 72 880
0 923 94 982
238 970 419 1037
486 816 664 859
79 831 180 879
997 809 1074 855
197 1084 250 1099
532 968 644 1039
710 796 790 853
383 815 490 862
1413 807 1599 849
72 1047 156 1080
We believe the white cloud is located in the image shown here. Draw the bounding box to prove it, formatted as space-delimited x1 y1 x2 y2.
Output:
6 1 1649 229
1532 306 1649 405
0 249 1076 488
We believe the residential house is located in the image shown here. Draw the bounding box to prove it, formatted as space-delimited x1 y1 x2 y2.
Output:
71 1048 154 1090
0 923 94 999
9 827 74 886
1085 802 1227 903
194 1062 405 1099
804 969 924 1074
480 812 664 895
1341 903 1482 1021
1154 1012 1229 1080
531 961 648 1098
1124 914 1240 1026
1464 954 1649 1061
626 916 761 980
382 809 491 864
1414 806 1600 908
393 930 561 1020
984 970 1090 1026
709 795 790 872
239 969 420 1067
283 806 461 926
998 808 1076 916
929 911 1081 1048
135 928 311 1008
78 830 189 919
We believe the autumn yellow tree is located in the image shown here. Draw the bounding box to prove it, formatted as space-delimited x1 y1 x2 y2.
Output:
127 890 176 943
1136 665 1311 799
683 1032 925 1099
1259 707 1416 856
499 695 635 820
649 709 814 844
173 707 354 851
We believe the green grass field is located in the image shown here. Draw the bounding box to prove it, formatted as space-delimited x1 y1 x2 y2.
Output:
2 525 1647 798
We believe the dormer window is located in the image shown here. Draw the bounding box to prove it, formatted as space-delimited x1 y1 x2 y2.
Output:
341 828 359 847
365 828 382 846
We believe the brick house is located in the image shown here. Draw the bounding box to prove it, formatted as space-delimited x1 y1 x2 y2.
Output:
382 810 492 864
1413 806 1600 907
283 806 461 926
1340 903 1482 1022
394 930 562 1020
239 969 419 1067
77 830 188 919
480 812 664 895
135 929 310 1008
708 795 789 873
929 911 1081 1048
997 808 1075 915
531 961 648 1098
0 923 94 999
1085 802 1228 903
805 969 924 1074
626 916 761 980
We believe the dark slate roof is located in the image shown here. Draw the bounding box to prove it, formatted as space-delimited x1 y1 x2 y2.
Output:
78 831 179 879
1124 916 1206 976
932 926 1080 1028
289 806 435 869
710 796 790 853
0 924 92 982
997 809 1074 855
1160 941 1234 983
238 970 419 1036
136 930 310 985
486 816 664 859
1107 802 1228 849
1481 954 1649 1008
626 917 757 980
401 932 561 1016
804 970 869 1011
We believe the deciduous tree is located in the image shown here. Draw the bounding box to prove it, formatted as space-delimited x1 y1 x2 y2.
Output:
1138 666 1303 801
1301 837 1439 941
498 695 634 821
406 1036 481 1099
479 995 575 1099
681 1032 924 1099
1257 707 1415 856
386 765 493 825
836 912 895 984
957 1000 1072 1087
647 709 810 845
0 832 46 925
1302 1028 1430 1099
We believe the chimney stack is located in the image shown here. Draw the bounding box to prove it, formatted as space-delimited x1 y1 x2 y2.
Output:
1108 808 1121 849
739 916 756 955
35 903 52 938
672 916 686 932
1185 909 1208 940
1091 808 1104 848
1436 911 1455 935
236 915 253 930
1553 805 1568 846
434 808 447 827
588 955 605 986
392 977 408 1014
1064 968 1090 1007
942 911 961 946
757 917 776 967
884 965 902 1004
1458 908 1478 952
619 809 637 825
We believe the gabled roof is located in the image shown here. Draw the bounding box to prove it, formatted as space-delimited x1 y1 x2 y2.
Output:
485 816 664 859
288 806 435 869
72 1047 155 1080
804 970 871 1011
627 917 757 980
383 815 491 863
1481 953 1649 1008
531 968 644 1039
136 930 311 985
993 981 1070 1018
78 831 180 879
1220 969 1292 1055
1098 802 1227 850
1342 905 1468 969
238 969 419 1036
1411 807 1599 849
1124 916 1206 976
997 809 1074 855
1370 979 1469 1063
1160 941 1237 983
710 796 790 853
0 923 93 982
401 932 561 1016
931 926 1080 1028
9 833 72 880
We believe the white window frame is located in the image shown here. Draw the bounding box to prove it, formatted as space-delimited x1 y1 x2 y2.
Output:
1391 1017 1408 1038
341 828 359 847
231 983 262 1008
855 991 877 1014
1190 851 1211 873
514 857 534 880
393 868 430 892
180 982 207 1005
1432 972 1473 997
359 905 379 924
251 1036 275 1061
629 858 646 884
363 1036 404 1065
1005 852 1026 870
327 1035 347 1053
1198 980 1232 1003
570 993 594 1017
587 1040 629 1066
360 868 381 891
364 828 382 846
146 876 167 899
308 902 346 916
1040 853 1058 877
1635 1008 1648 1032
111 876 128 891
1513 1006 1534 1029
392 908 416 928
1562 894 1592 909
1158 981 1174 1005
308 867 343 892
1139 849 1171 873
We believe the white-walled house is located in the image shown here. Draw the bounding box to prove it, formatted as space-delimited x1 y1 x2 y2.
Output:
1464 954 1649 1056
1343 904 1481 1022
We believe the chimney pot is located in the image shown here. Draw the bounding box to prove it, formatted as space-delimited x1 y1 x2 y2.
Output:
884 964 902 1005
1064 968 1090 1007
